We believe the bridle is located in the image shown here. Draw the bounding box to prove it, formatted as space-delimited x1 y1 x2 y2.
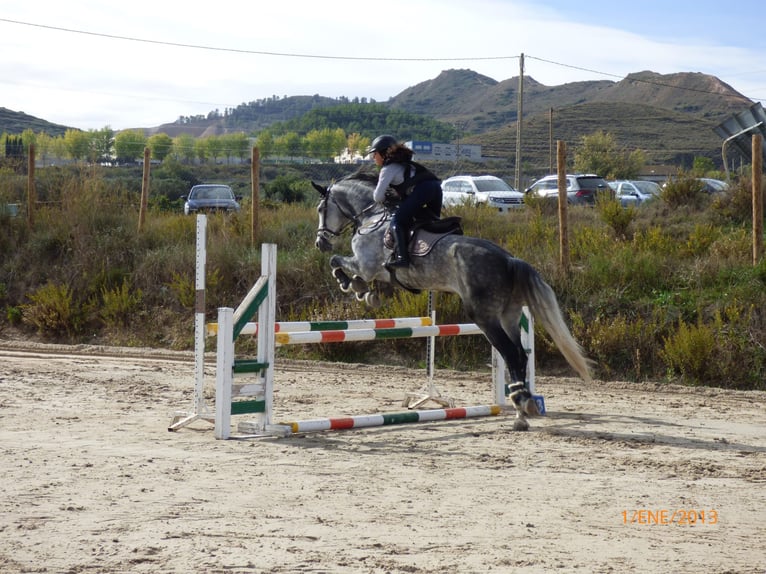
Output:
316 184 380 243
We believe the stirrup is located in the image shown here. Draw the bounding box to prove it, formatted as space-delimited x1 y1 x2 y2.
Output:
387 258 410 269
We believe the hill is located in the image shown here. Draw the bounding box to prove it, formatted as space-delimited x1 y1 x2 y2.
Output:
1 69 754 169
387 69 753 169
469 101 728 170
0 107 71 137
388 69 751 131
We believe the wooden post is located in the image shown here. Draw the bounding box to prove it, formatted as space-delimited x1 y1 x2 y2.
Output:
753 134 763 265
27 144 36 228
557 140 569 271
138 147 150 233
251 146 260 245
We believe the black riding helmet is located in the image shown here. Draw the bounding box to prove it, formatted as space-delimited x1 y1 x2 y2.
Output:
366 134 397 156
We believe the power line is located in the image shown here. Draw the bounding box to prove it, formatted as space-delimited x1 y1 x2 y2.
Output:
3 17 762 101
0 18 519 63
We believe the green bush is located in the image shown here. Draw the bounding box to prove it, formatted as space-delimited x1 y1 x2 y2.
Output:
22 282 89 337
661 173 708 209
100 280 143 327
660 306 765 389
596 196 636 239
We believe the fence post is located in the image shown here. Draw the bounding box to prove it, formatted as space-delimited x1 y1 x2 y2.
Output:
27 144 36 228
251 147 260 245
753 134 763 265
557 140 569 271
138 147 150 233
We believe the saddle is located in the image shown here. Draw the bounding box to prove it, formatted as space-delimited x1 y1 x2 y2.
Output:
383 216 463 257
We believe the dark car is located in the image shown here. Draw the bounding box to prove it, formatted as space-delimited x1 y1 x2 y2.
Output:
183 184 241 215
525 174 613 206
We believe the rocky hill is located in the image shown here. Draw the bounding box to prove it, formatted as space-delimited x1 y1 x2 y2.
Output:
389 69 751 131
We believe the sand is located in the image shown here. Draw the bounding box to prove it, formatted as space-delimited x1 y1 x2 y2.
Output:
1 340 764 573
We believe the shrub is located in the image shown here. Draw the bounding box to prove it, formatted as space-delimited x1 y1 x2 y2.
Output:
22 282 89 337
100 280 143 327
661 174 708 209
660 306 765 389
596 196 636 240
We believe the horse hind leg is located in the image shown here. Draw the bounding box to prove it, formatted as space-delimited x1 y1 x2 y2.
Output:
480 321 538 431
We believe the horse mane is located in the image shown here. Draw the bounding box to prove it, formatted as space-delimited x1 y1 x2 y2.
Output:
342 167 378 187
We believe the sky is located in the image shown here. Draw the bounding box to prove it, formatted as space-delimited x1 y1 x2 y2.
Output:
1 0 765 131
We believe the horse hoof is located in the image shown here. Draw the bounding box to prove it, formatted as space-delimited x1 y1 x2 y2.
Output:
355 291 367 302
513 417 530 432
364 291 381 308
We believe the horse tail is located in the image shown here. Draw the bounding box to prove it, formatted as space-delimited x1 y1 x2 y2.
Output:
513 259 593 383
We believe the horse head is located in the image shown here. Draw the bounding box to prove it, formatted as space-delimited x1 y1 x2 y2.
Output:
312 172 377 252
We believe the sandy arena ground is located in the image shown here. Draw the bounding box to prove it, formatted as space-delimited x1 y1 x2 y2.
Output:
1 339 765 573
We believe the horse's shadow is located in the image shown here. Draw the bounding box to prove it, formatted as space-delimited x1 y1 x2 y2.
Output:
540 410 766 454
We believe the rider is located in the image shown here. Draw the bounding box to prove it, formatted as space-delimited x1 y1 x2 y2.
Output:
367 135 443 268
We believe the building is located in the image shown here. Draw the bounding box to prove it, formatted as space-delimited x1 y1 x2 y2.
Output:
406 141 483 163
334 148 370 164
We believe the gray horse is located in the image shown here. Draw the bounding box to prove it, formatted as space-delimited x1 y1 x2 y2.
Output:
312 170 592 431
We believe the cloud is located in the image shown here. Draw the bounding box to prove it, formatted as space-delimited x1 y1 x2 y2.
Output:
1 0 764 130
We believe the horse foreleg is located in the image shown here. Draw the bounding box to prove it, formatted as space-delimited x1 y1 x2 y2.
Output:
332 267 353 293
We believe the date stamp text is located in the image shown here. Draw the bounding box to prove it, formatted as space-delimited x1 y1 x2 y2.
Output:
622 509 718 526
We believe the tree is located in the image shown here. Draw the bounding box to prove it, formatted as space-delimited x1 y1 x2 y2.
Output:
35 132 55 166
223 132 251 163
172 133 196 163
347 133 370 156
194 138 209 163
274 132 303 159
256 131 275 158
148 133 174 162
305 128 346 161
204 136 224 163
63 129 91 162
114 129 147 164
573 130 646 180
89 127 115 164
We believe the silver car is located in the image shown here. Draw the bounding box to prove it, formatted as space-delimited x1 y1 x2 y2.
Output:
441 175 524 212
609 180 661 207
525 174 612 206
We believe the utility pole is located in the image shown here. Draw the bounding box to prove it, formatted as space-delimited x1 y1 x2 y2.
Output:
514 53 524 191
549 108 554 174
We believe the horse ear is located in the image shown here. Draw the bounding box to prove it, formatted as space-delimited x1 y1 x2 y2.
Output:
311 181 327 197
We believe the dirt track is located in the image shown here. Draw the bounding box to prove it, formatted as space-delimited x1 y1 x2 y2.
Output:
1 340 764 573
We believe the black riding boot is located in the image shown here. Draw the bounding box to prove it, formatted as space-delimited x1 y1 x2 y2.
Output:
388 222 410 268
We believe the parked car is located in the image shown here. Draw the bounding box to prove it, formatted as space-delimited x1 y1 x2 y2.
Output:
698 178 729 193
525 174 612 206
183 184 241 215
441 175 524 212
608 180 661 207
662 177 729 195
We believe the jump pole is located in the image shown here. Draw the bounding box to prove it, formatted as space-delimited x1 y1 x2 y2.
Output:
206 316 433 337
